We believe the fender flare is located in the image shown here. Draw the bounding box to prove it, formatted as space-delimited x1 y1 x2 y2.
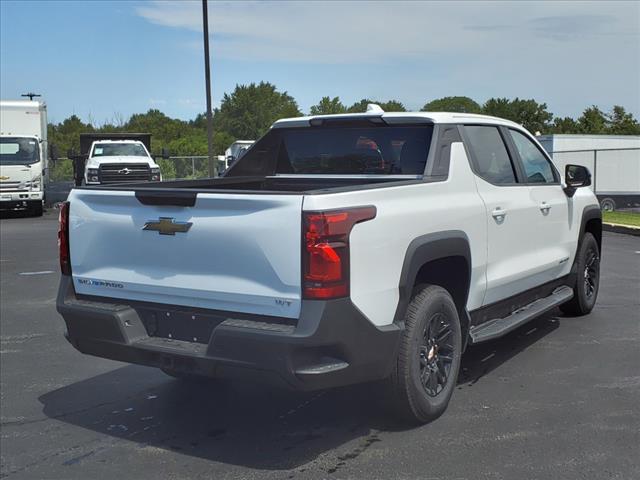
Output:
393 230 472 325
567 205 602 284
578 204 602 251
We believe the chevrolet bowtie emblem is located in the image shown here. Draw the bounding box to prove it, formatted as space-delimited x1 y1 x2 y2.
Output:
143 217 192 235
0 176 9 180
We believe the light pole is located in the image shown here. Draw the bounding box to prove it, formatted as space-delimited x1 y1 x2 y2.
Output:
202 0 216 177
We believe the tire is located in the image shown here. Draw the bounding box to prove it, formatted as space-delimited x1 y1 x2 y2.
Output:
600 197 616 212
387 284 462 424
560 232 600 316
30 201 43 217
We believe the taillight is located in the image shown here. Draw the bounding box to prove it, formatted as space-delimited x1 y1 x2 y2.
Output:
58 201 71 275
302 206 376 299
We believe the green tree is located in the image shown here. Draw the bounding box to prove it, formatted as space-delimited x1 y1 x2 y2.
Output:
310 96 347 115
378 100 406 112
577 106 607 134
422 96 481 113
125 109 189 152
347 98 407 113
606 105 640 135
48 114 95 157
551 116 579 134
215 82 301 139
482 98 553 133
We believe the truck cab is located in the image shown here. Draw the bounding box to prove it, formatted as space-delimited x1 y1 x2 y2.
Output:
82 138 161 185
0 100 49 216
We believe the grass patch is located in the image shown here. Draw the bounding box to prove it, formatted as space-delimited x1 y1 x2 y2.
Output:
603 211 640 227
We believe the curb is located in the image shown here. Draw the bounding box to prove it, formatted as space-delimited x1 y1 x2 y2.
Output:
603 223 640 237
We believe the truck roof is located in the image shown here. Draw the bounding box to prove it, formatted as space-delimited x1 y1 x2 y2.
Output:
272 107 523 130
0 100 45 109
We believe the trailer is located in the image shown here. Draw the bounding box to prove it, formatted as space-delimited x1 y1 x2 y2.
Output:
539 134 640 211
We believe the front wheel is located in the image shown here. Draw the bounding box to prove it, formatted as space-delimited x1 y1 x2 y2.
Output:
560 232 600 316
388 285 462 424
30 201 43 217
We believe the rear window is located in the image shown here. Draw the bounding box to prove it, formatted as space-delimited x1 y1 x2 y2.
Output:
229 125 433 176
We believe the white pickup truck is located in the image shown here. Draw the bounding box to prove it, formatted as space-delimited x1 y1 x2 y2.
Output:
57 107 601 423
78 134 161 186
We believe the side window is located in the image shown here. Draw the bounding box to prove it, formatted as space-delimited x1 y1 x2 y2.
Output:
464 126 517 184
509 129 558 183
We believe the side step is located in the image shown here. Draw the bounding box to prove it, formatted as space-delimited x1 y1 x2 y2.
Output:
469 286 573 344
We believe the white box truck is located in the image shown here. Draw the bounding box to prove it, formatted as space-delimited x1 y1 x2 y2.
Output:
0 100 49 216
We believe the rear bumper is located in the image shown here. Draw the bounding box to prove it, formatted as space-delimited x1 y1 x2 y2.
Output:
56 276 401 390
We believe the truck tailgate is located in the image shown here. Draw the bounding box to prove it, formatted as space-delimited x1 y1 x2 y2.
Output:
68 189 303 319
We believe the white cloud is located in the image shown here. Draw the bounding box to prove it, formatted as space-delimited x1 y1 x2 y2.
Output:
135 1 640 116
135 1 639 64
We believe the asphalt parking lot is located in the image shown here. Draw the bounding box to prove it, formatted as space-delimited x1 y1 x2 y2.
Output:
1 210 639 480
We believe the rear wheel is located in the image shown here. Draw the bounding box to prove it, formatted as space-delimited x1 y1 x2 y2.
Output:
600 197 616 212
560 232 600 316
388 285 462 424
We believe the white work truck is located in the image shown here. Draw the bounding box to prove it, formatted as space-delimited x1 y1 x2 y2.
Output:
79 134 161 186
57 106 601 423
0 100 49 216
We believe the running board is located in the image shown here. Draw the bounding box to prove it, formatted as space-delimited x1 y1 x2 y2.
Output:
469 286 573 344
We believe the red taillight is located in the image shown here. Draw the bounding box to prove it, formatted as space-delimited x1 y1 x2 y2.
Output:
303 206 376 299
58 201 71 275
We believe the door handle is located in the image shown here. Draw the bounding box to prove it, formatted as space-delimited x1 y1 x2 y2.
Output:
539 202 551 213
492 207 507 218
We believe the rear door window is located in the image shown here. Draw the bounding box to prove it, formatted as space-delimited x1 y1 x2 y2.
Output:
464 126 517 184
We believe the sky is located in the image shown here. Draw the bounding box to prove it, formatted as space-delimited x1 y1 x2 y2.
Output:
1 0 639 124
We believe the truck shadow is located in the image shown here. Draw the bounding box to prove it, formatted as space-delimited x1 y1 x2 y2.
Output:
38 312 560 470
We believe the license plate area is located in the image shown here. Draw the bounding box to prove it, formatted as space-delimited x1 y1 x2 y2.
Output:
138 308 226 344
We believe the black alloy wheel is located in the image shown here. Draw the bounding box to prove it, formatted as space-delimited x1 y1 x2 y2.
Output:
419 313 454 397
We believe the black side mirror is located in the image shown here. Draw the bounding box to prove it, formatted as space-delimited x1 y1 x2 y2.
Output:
161 147 170 159
49 144 59 164
67 148 75 159
563 164 591 197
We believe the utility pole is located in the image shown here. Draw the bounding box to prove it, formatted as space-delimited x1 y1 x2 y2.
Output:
21 92 41 101
202 0 216 177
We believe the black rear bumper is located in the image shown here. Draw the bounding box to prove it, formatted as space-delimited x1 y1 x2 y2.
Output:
56 276 401 390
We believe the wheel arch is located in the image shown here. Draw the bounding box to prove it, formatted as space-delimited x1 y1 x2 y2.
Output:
394 231 472 344
580 205 602 253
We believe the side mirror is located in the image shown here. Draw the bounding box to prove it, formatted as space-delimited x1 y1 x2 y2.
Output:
67 148 75 159
49 144 59 164
161 147 170 160
563 164 591 197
